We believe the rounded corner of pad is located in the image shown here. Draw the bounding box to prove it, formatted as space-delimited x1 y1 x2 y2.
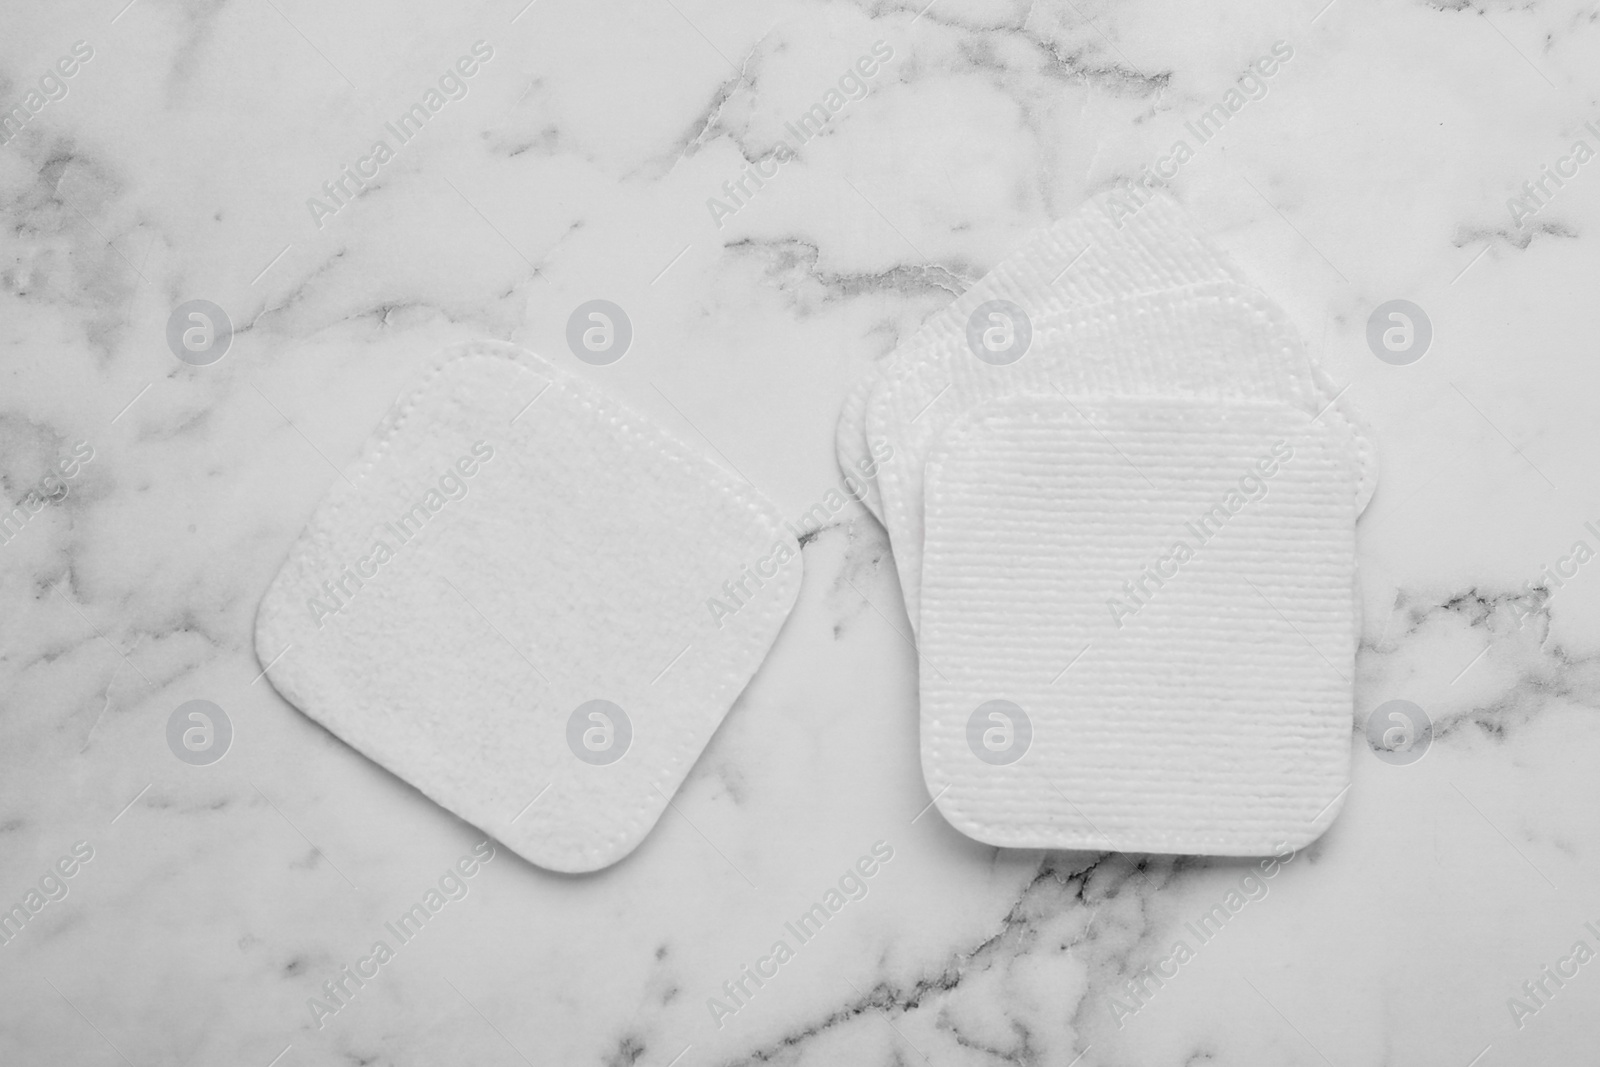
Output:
509 826 650 875
1295 782 1352 849
773 551 805 613
252 579 297 666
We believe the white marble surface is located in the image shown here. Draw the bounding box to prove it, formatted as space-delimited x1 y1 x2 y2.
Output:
3 0 1599 1064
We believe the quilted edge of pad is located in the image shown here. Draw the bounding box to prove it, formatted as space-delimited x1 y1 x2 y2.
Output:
253 339 803 873
917 394 1354 856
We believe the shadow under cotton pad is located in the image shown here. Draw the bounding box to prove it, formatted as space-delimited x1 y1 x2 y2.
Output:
254 341 801 874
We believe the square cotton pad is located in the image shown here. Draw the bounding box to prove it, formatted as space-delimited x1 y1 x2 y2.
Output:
847 190 1375 634
255 341 800 873
918 395 1355 856
835 190 1253 529
868 280 1372 634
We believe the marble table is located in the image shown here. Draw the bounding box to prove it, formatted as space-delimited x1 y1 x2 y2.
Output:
2 0 1597 1063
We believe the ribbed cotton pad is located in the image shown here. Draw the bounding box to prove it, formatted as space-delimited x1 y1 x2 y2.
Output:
919 395 1354 855
869 279 1373 631
834 190 1252 526
255 341 801 873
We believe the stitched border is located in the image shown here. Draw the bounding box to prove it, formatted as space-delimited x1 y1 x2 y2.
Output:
258 340 800 872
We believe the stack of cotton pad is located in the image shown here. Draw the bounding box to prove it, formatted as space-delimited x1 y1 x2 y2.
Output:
837 191 1375 856
256 341 800 873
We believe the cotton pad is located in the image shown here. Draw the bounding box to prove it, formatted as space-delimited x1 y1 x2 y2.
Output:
919 395 1355 855
842 190 1373 631
869 279 1373 631
255 341 800 874
835 188 1250 527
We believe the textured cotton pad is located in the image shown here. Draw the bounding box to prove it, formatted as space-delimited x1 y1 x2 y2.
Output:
834 190 1250 527
852 190 1373 631
255 341 801 873
919 395 1354 855
870 279 1373 630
